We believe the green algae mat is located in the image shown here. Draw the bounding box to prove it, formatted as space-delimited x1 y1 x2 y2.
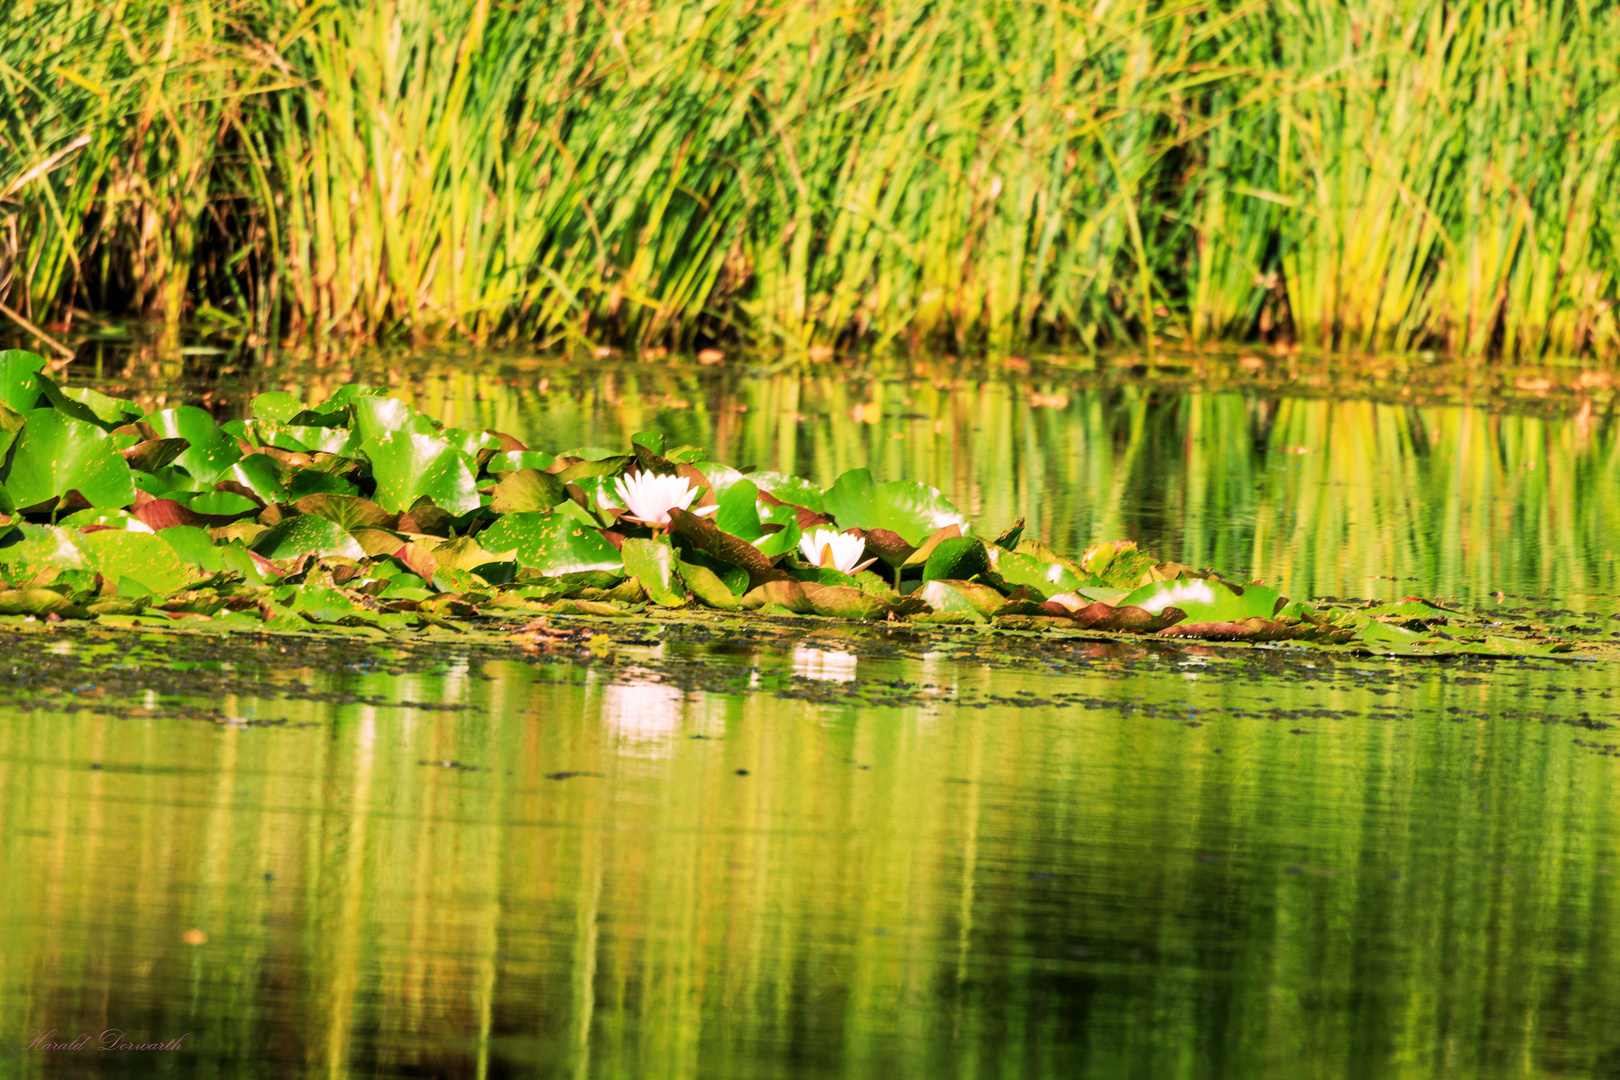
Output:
0 349 1580 659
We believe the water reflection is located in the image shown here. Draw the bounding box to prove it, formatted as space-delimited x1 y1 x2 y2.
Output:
793 645 859 682
80 352 1620 610
4 633 1620 1078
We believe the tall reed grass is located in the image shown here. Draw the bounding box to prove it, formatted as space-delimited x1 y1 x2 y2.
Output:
1 0 1618 359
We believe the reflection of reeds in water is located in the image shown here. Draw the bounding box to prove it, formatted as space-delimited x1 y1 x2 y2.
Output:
258 360 1619 606
4 650 1620 1076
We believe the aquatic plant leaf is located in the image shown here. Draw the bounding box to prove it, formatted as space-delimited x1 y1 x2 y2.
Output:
856 527 916 570
1119 578 1281 624
632 431 666 455
715 478 765 540
147 407 242 484
284 425 360 456
621 537 685 607
822 469 966 547
348 395 432 443
914 580 989 623
751 472 825 514
478 512 623 576
360 432 480 515
1158 617 1294 642
293 493 391 530
79 529 199 596
740 579 815 613
985 547 1082 599
554 456 633 483
222 455 288 505
56 385 143 427
121 437 191 473
2 409 136 509
251 515 367 560
0 588 85 617
899 525 965 568
806 584 888 619
0 350 46 413
250 391 304 422
186 491 260 517
755 519 803 559
676 558 741 609
921 536 989 582
925 579 1006 616
488 450 556 473
286 468 355 500
668 507 778 582
489 468 565 513
158 526 227 572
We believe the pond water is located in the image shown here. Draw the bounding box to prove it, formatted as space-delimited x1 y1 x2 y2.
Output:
5 351 1620 1078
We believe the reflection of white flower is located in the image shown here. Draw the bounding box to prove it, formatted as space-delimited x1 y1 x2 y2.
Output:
793 644 858 682
1134 580 1215 613
612 472 717 526
798 528 876 574
602 680 685 746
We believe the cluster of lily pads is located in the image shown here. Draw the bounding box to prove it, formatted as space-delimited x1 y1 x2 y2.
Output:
0 349 1570 655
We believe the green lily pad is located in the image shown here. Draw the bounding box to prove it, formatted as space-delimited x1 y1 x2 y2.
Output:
489 469 565 513
250 391 304 422
914 579 990 623
921 536 989 583
147 407 242 484
251 515 367 560
986 546 1082 599
752 472 825 513
621 537 685 607
79 528 199 597
676 558 742 609
351 395 438 443
822 469 966 547
222 455 288 504
187 491 261 517
292 493 391 530
0 588 85 617
287 468 355 499
478 512 623 576
0 350 46 413
360 432 480 515
487 450 556 473
56 385 143 427
715 478 765 540
1117 578 1281 625
2 409 136 509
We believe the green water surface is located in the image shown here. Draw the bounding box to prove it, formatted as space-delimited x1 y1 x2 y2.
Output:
4 355 1620 1078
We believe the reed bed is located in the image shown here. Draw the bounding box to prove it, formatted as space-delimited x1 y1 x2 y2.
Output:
1 0 1618 359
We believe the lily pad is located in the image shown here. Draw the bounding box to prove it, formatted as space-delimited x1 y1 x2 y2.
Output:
79 528 198 597
251 515 367 560
621 537 685 607
489 469 565 514
676 558 742 609
478 512 624 577
1118 578 1281 624
2 409 136 509
147 407 241 484
921 536 989 582
822 469 966 547
0 350 46 413
360 432 480 515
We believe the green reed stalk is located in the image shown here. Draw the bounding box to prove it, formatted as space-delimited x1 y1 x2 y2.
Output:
1 0 1618 359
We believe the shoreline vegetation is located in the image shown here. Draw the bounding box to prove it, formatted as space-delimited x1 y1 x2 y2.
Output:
0 348 1579 656
1 0 1618 360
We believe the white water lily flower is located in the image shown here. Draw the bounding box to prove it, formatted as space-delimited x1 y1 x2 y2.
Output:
612 471 716 526
798 528 877 574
